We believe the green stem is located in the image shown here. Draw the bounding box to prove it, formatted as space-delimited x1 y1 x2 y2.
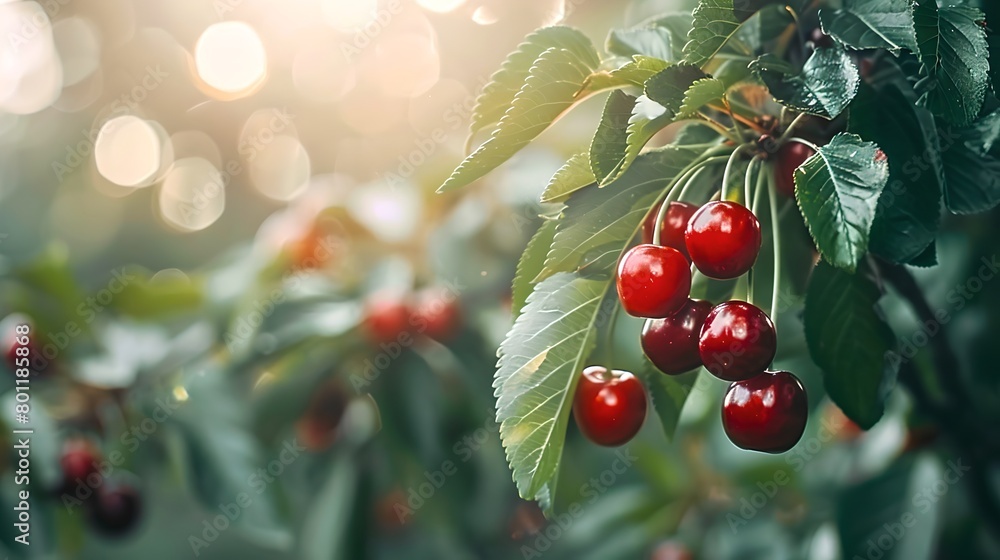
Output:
722 145 750 202
745 156 761 210
779 113 810 143
766 168 783 323
698 114 741 144
677 166 708 203
787 136 820 152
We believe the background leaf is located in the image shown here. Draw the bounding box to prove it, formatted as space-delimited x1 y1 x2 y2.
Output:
794 133 889 271
913 0 989 126
541 152 596 203
512 219 559 317
848 83 942 264
751 48 860 119
805 262 897 429
683 0 742 67
638 366 699 442
939 108 1000 213
440 46 598 192
468 27 601 141
819 0 918 53
591 91 638 183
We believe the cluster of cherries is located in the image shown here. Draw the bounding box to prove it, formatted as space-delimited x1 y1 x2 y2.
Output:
57 439 143 537
361 287 462 345
574 150 814 453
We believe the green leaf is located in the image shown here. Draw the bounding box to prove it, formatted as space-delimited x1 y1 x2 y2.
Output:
683 0 743 67
591 91 638 182
644 63 710 114
512 219 558 317
673 122 721 145
540 152 595 203
495 272 607 500
678 78 726 118
169 373 291 548
735 4 795 51
540 146 701 279
837 456 942 560
607 26 674 60
442 46 598 192
603 95 675 184
468 27 600 140
751 47 860 119
794 133 890 271
300 454 360 560
583 56 669 91
939 108 1000 213
848 83 943 264
913 0 989 126
819 0 918 53
111 268 204 319
638 367 699 441
805 262 897 429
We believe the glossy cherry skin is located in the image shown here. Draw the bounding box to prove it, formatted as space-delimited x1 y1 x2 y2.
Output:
641 201 699 259
774 142 816 198
412 288 461 342
699 301 776 381
685 202 762 280
641 299 713 375
88 480 143 537
722 370 807 453
616 245 691 318
572 366 647 446
362 295 412 344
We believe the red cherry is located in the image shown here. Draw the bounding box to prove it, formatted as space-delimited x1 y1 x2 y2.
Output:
722 370 807 453
641 299 712 375
88 480 143 537
59 439 100 496
685 202 761 280
362 295 412 344
572 366 647 446
286 221 338 270
413 288 461 342
641 201 699 258
296 383 351 452
774 142 816 198
616 245 691 318
652 541 694 560
699 301 776 381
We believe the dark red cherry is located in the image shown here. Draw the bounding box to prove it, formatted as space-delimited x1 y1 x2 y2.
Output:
699 301 776 381
685 202 761 280
572 366 647 446
641 299 713 375
616 245 691 318
296 382 351 452
362 294 412 344
58 439 100 496
641 201 699 258
722 370 807 453
774 142 816 198
413 288 461 342
88 480 143 537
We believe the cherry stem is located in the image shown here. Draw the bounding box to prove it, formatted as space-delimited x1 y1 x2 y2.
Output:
778 113 809 144
722 145 750 202
745 156 761 210
650 150 732 246
786 136 820 152
766 168 783 323
677 166 708 203
698 114 741 144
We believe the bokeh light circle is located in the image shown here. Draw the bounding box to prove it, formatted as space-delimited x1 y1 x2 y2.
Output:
195 21 267 94
94 115 162 187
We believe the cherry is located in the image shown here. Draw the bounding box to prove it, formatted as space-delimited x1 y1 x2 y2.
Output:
774 142 816 199
684 202 761 280
641 299 713 376
616 245 691 318
362 294 412 344
572 366 647 446
641 201 699 259
88 479 143 537
412 288 461 342
286 220 338 270
58 439 100 496
296 382 350 452
699 301 776 381
722 370 807 453
652 541 694 560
